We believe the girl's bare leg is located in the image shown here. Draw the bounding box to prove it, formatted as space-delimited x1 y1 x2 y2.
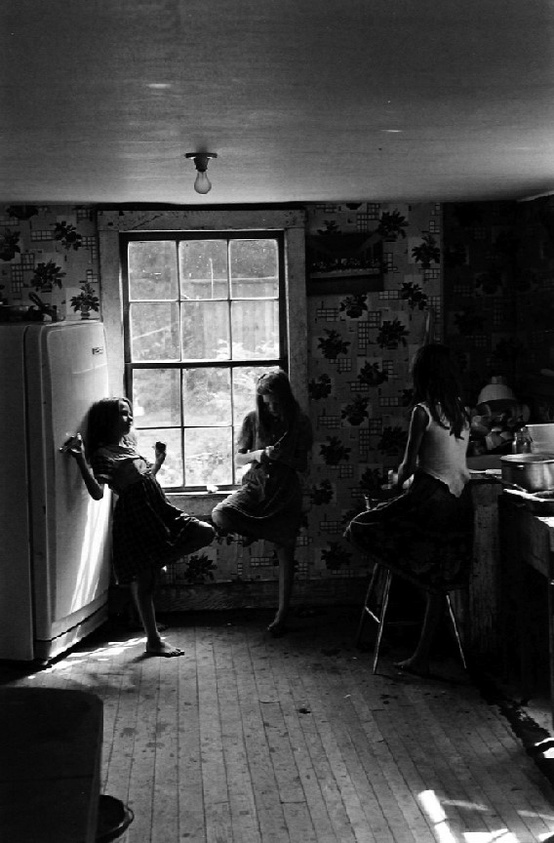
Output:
131 569 184 657
268 543 295 636
395 591 444 675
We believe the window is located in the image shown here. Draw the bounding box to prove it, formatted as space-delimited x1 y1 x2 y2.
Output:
122 232 286 490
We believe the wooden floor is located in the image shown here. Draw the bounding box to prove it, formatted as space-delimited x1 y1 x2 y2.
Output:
2 606 554 843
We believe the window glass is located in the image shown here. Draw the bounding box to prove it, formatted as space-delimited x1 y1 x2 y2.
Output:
231 300 279 359
132 369 181 426
230 239 278 298
179 240 228 300
130 303 180 361
183 368 232 426
181 301 230 360
185 428 233 487
128 241 178 300
125 233 283 490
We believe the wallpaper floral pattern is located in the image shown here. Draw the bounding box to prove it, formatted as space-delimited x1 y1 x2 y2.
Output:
0 205 100 321
3 197 553 606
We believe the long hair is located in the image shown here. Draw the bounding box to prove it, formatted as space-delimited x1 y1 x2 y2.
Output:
85 396 132 459
255 369 299 440
411 344 468 438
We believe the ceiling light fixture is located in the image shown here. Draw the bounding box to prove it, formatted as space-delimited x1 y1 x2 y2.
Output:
185 152 218 195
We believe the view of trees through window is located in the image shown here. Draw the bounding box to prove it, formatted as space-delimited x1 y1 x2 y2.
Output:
123 233 284 489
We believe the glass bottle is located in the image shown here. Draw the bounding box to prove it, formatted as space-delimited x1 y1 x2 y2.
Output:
512 426 532 454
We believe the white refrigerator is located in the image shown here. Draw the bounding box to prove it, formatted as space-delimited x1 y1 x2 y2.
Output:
0 320 112 662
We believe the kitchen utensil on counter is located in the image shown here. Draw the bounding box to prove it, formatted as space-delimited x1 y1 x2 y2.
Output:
502 486 554 514
501 453 554 491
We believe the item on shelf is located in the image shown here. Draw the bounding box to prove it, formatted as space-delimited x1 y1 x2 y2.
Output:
526 423 554 454
477 375 515 404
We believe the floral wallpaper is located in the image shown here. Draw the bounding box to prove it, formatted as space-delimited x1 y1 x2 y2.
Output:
3 197 554 607
442 197 554 417
0 205 100 321
301 202 442 585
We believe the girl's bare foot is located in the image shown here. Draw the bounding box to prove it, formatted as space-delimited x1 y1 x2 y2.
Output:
267 616 288 638
145 639 185 658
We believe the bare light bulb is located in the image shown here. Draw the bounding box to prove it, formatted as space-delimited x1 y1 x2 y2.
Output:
185 152 218 196
194 169 212 194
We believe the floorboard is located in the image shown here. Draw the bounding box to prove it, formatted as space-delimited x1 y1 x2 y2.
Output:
2 606 554 842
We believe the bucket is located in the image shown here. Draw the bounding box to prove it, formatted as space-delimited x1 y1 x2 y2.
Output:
95 795 134 842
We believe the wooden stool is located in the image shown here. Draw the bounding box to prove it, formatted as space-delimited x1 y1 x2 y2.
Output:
355 561 468 674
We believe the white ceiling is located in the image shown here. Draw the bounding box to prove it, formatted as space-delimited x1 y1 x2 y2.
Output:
2 0 554 206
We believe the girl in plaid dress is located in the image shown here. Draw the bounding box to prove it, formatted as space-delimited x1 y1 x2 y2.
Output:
345 344 473 676
67 397 215 657
212 370 313 637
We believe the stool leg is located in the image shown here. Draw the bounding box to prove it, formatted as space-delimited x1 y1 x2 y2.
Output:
372 569 393 674
446 592 467 670
355 563 381 647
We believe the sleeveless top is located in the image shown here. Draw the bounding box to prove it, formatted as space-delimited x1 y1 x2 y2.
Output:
416 402 470 497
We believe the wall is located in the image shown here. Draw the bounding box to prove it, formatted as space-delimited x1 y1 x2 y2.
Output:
442 196 554 414
0 205 100 322
3 198 551 609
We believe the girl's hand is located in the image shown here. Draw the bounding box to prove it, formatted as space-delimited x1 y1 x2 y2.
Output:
154 441 167 463
64 433 84 459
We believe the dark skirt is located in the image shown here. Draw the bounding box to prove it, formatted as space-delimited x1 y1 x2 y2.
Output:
112 473 214 584
345 472 474 591
212 461 302 546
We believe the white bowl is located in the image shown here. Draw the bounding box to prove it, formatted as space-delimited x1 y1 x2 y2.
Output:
527 423 554 453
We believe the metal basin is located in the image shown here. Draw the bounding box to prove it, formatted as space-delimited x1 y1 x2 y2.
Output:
501 453 554 491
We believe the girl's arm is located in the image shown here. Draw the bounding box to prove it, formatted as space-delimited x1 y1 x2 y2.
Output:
235 449 264 467
234 412 264 466
151 443 166 477
66 439 105 500
396 405 428 488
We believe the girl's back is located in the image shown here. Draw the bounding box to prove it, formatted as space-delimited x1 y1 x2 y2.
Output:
416 402 469 497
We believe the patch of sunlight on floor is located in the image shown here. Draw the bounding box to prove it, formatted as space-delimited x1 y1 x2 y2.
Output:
418 790 457 843
36 638 145 673
420 790 539 843
444 799 492 813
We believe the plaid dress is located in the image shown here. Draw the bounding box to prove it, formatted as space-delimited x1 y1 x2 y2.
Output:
212 410 313 546
345 472 474 591
91 443 213 584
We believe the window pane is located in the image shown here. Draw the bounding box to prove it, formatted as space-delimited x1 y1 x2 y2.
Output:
128 241 178 300
134 427 183 487
179 240 228 300
181 301 230 359
185 427 233 487
231 300 279 358
184 367 231 425
132 368 181 426
232 366 269 428
130 302 180 361
230 239 278 298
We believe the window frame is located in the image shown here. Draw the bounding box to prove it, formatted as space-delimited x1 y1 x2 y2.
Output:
97 207 308 499
120 230 287 491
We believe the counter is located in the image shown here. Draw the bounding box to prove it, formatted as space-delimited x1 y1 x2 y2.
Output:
498 495 554 727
